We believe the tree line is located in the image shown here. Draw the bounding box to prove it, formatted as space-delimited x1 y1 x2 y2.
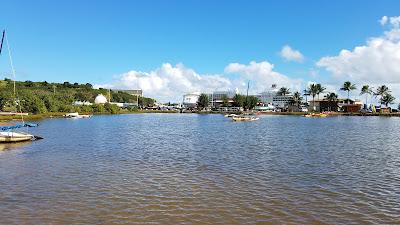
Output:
0 79 155 114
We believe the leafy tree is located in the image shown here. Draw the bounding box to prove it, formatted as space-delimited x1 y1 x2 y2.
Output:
360 85 373 106
308 83 319 111
246 96 259 110
324 92 338 111
290 91 303 108
303 89 310 105
233 94 245 108
222 94 229 107
104 103 120 114
374 85 391 107
277 87 290 96
381 93 395 107
197 93 209 110
340 81 357 103
316 84 326 100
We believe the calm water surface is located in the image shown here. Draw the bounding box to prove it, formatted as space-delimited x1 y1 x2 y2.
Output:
0 114 399 224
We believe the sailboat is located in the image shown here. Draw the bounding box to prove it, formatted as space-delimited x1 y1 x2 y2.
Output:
0 30 41 142
232 81 259 122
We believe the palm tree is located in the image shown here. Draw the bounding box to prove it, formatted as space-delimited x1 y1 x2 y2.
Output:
303 89 310 105
381 93 395 107
197 93 209 110
316 84 326 100
307 83 319 111
340 81 356 104
360 85 372 106
374 85 391 107
290 91 303 109
324 92 338 111
277 87 290 96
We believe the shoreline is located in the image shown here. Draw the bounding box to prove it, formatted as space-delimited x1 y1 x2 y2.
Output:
1 110 400 123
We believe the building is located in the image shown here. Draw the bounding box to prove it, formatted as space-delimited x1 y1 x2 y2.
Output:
95 94 108 104
183 92 200 108
257 84 279 104
338 99 363 112
272 95 293 108
308 99 339 112
208 90 237 108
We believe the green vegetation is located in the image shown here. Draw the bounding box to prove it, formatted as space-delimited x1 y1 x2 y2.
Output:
232 93 258 110
197 93 209 110
340 81 357 103
0 79 155 114
360 85 373 106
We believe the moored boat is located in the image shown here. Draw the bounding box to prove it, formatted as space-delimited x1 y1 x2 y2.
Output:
232 114 259 122
64 112 92 118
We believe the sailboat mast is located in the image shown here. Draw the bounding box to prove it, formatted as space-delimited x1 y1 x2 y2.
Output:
245 81 250 111
5 31 16 96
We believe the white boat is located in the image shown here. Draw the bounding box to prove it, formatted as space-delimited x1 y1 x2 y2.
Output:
0 30 41 143
64 112 92 118
232 114 259 122
224 114 237 118
0 131 35 142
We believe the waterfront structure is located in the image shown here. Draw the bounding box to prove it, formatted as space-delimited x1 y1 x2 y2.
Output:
272 95 293 108
310 99 363 112
208 90 237 108
183 92 200 108
95 94 108 104
257 84 279 105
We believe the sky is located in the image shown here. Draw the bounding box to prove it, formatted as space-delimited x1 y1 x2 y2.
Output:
1 0 400 103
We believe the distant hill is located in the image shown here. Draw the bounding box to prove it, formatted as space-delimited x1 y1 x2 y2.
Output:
0 79 155 114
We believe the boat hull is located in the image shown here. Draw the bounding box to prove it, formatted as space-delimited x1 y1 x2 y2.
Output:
0 132 35 143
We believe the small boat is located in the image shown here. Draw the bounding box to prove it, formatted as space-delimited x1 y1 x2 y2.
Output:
224 114 237 118
64 112 92 119
0 30 41 143
304 113 328 118
0 123 42 143
232 114 259 122
0 131 35 142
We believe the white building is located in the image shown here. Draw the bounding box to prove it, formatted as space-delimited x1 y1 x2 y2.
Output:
257 84 279 104
272 95 293 108
95 94 108 104
183 92 200 108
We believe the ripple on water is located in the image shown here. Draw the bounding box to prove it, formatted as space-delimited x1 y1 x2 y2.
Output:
0 114 399 224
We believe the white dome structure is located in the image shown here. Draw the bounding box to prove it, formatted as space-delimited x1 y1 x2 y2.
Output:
95 94 108 104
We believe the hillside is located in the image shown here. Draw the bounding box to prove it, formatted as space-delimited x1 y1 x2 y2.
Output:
0 79 155 114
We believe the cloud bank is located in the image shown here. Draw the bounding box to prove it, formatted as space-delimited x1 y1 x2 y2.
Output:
95 61 301 102
317 16 400 100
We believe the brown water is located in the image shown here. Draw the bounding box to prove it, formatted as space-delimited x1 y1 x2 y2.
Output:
0 114 399 224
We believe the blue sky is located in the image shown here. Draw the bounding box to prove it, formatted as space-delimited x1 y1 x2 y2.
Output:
1 0 400 101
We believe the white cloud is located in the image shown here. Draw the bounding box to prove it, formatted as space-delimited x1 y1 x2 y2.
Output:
95 61 302 102
224 61 302 93
316 16 400 102
95 63 231 102
279 45 304 62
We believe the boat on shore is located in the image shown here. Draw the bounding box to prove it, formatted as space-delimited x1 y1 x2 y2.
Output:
64 112 92 119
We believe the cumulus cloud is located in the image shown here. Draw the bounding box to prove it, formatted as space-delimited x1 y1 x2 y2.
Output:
224 61 302 93
95 63 231 102
95 61 302 102
316 16 400 101
279 45 304 62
